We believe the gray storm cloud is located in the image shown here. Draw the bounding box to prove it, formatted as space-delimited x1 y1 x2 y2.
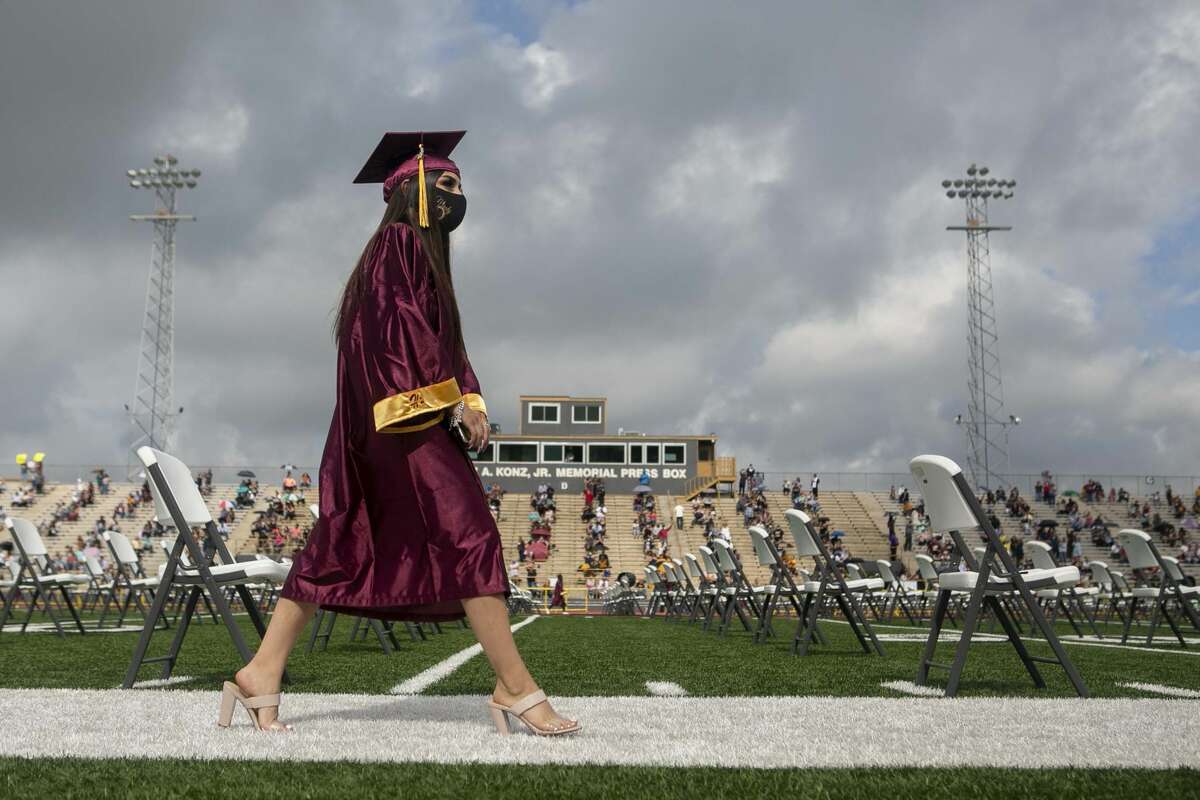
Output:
2 0 1198 479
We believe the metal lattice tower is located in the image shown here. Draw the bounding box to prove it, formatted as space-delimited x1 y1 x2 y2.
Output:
942 164 1015 491
123 154 200 476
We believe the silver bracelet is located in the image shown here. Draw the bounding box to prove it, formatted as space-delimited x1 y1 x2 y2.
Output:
450 398 466 426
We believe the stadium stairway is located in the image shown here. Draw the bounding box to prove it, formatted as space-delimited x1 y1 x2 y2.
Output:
494 491 691 593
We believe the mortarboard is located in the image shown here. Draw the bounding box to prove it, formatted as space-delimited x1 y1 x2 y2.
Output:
353 130 466 225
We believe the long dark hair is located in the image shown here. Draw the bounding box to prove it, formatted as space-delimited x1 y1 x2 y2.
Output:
331 171 467 364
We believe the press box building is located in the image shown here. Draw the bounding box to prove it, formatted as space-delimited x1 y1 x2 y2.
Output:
468 393 736 497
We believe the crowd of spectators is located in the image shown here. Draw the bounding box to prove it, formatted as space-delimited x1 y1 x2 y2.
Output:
512 482 557 575
576 477 613 579
904 469 1199 581
0 466 169 579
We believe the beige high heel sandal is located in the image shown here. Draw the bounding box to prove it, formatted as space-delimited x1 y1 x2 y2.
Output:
217 680 294 732
487 689 581 736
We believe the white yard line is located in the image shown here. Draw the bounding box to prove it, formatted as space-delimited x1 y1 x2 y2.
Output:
129 675 196 689
644 681 688 696
2 689 1195 767
1118 682 1200 699
390 615 539 695
880 680 945 697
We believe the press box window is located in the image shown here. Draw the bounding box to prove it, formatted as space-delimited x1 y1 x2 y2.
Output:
469 443 495 462
542 443 583 463
587 444 626 464
498 443 539 463
629 444 661 464
663 444 686 464
572 404 602 423
528 403 559 423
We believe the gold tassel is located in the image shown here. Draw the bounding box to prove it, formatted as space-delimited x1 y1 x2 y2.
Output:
417 143 430 228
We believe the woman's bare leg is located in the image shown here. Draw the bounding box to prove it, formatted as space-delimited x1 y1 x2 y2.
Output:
461 593 576 730
233 597 318 728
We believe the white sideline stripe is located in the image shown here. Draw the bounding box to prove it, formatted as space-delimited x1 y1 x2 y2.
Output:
390 615 539 695
1118 682 1200 699
1 610 262 635
644 681 688 696
875 632 1006 643
880 680 944 697
826 619 1200 657
130 675 196 689
1 623 146 634
2 690 1196 767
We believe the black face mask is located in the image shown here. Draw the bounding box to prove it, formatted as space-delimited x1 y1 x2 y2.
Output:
430 186 467 231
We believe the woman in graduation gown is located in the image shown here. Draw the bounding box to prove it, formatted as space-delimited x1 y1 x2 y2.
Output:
220 131 579 736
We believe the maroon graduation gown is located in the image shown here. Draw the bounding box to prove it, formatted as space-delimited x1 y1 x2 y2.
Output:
278 221 507 622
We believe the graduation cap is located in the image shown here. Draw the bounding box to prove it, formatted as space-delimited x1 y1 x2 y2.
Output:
353 130 466 226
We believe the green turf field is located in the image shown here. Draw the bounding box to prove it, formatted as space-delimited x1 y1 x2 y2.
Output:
2 611 1198 798
2 758 1197 800
3 613 1198 697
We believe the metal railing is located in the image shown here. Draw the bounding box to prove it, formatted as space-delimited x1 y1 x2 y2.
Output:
6 464 1197 501
519 586 607 614
745 471 1200 498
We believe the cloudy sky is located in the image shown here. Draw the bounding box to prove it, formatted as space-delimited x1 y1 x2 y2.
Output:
2 0 1198 481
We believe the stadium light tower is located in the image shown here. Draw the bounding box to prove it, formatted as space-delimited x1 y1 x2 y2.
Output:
941 163 1015 491
123 154 199 477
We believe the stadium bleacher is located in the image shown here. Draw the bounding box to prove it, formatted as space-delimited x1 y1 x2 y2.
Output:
5 472 1197 599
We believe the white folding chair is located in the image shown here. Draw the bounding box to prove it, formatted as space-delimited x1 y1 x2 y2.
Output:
1086 560 1128 627
785 509 884 656
710 538 765 636
642 566 666 617
914 553 947 620
747 525 814 643
667 558 699 622
684 553 717 625
1116 529 1200 647
657 561 681 620
98 530 164 629
0 517 89 635
844 562 881 618
697 547 729 631
1026 540 1102 639
80 554 113 611
910 455 1087 697
121 446 289 688
875 559 919 625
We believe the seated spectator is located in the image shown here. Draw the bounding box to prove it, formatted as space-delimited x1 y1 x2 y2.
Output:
1110 541 1124 562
